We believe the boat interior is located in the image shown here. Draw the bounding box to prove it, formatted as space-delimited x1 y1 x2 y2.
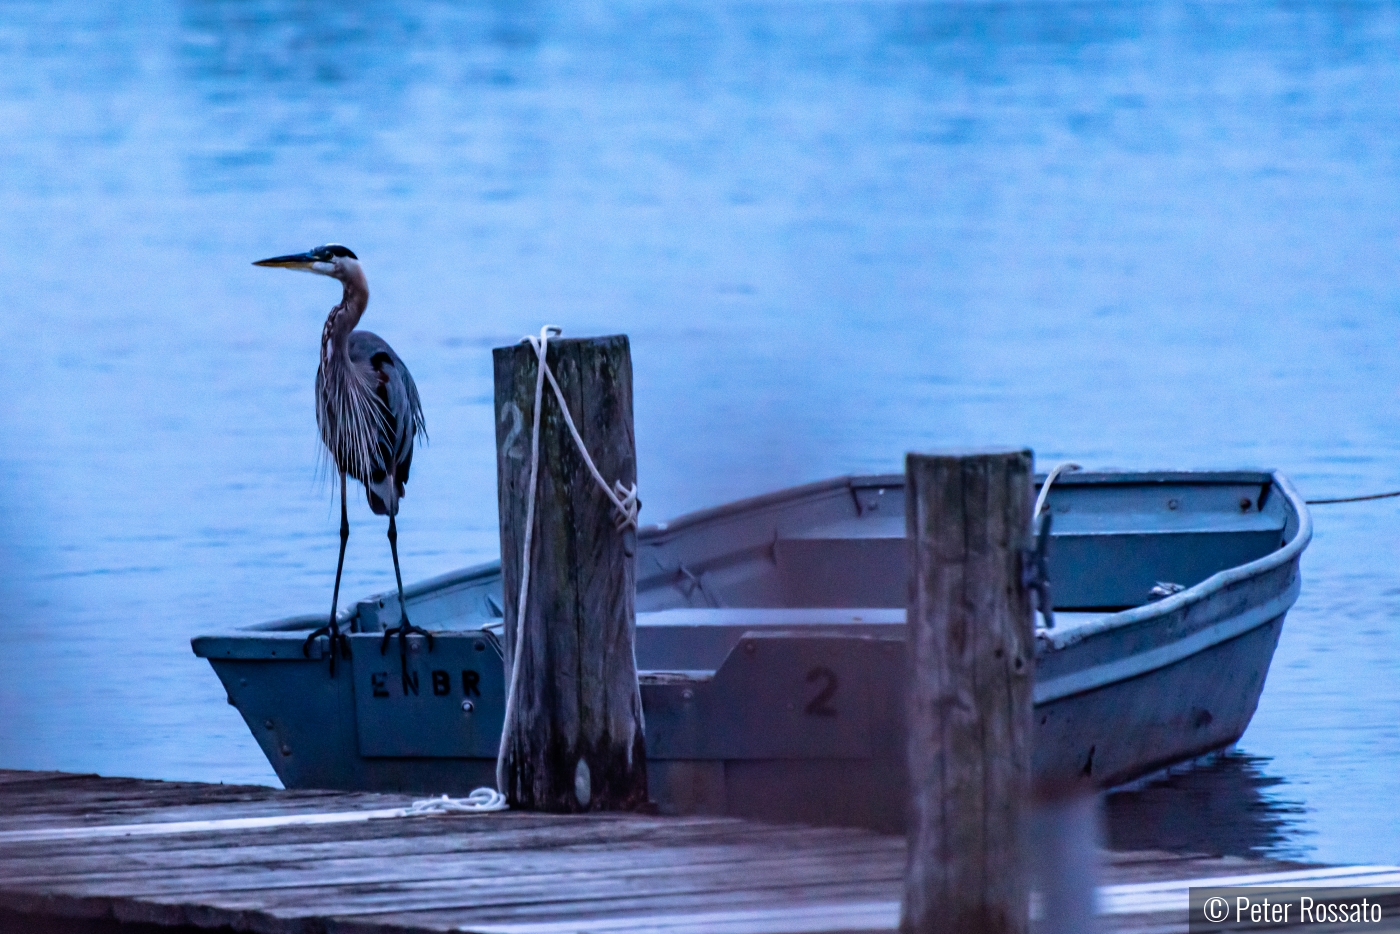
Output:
255 470 1298 673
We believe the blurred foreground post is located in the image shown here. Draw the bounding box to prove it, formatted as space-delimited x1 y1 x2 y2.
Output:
1030 785 1102 934
902 449 1034 934
493 334 648 812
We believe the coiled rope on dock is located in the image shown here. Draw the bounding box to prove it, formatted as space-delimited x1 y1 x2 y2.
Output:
402 789 508 814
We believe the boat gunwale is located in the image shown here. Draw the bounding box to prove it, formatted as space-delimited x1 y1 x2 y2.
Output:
639 468 1281 541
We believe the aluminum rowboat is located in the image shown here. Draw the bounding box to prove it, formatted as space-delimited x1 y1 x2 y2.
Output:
193 469 1311 830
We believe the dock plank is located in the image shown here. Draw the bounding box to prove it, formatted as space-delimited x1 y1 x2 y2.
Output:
0 816 839 869
1 840 902 900
0 771 1375 934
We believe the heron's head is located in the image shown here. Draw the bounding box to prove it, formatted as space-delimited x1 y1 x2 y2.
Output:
253 244 360 279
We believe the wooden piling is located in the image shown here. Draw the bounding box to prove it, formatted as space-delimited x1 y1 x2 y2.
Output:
901 449 1035 934
493 334 648 812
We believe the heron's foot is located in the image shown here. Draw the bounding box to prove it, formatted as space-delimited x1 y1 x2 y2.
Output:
303 621 352 676
379 618 435 656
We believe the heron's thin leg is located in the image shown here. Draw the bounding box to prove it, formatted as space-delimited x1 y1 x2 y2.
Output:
330 473 352 661
388 514 407 619
380 514 433 681
390 514 408 681
305 473 353 675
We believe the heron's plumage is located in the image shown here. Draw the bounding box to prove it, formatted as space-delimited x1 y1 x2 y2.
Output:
313 278 425 517
341 331 424 514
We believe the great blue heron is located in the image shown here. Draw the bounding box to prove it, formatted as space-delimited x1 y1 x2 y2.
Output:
254 244 431 676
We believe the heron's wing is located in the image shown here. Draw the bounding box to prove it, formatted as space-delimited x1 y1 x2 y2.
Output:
348 331 426 440
349 331 426 515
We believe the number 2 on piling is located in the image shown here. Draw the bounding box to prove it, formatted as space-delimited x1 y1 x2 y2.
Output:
804 666 839 717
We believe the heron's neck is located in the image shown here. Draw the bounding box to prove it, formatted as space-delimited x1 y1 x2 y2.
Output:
323 268 369 358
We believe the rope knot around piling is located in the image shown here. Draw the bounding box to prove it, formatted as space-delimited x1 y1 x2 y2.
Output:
522 326 640 532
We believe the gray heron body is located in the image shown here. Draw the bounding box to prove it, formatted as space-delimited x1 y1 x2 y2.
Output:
254 244 430 675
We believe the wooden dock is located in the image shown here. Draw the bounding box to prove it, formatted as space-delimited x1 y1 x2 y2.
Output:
1 770 1393 934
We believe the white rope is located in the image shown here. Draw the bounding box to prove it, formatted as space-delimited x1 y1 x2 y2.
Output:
1035 462 1081 518
0 792 511 842
496 326 640 796
526 327 640 531
401 789 508 815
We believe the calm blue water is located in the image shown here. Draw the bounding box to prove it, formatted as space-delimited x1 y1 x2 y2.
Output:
0 0 1396 865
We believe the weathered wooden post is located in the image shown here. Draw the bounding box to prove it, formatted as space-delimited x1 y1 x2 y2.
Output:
902 449 1035 934
493 333 649 812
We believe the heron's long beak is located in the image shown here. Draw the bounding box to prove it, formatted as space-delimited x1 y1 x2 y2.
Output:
253 251 318 270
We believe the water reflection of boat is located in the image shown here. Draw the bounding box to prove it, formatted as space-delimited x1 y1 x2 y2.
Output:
1105 750 1311 859
193 469 1311 830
